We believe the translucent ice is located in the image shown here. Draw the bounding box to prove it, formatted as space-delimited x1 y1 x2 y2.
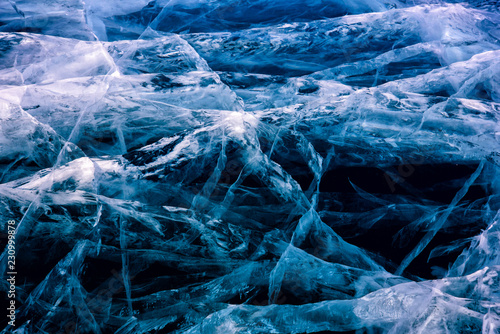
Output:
0 0 499 333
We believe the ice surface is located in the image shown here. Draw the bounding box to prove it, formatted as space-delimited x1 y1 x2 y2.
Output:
0 0 499 333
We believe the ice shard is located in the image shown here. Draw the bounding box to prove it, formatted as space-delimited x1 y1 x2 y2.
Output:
0 0 499 333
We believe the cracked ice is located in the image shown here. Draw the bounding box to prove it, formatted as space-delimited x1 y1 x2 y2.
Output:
0 0 500 333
